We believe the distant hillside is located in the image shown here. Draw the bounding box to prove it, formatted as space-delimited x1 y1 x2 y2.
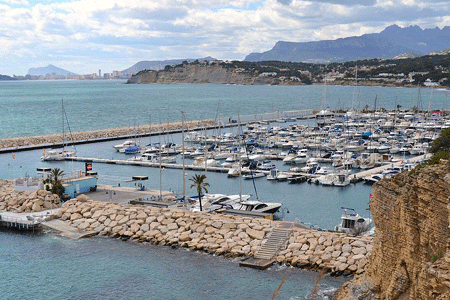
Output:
27 64 76 76
127 60 312 85
245 24 450 62
128 53 450 87
0 74 16 81
121 57 216 75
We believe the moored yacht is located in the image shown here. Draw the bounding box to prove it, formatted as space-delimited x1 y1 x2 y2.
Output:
237 200 282 214
334 207 372 235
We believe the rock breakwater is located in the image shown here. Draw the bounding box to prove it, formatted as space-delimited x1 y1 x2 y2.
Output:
56 197 373 275
0 180 61 213
0 119 213 150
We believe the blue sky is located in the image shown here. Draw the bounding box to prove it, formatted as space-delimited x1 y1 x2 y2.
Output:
0 0 449 76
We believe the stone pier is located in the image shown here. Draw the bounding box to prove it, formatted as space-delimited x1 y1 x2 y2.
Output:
56 196 373 275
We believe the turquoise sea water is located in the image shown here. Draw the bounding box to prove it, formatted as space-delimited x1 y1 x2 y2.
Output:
0 80 445 299
0 230 348 300
0 80 449 138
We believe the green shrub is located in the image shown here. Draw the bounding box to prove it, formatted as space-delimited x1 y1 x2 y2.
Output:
431 250 444 263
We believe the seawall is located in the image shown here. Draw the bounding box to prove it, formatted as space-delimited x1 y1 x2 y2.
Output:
0 119 214 151
56 196 373 275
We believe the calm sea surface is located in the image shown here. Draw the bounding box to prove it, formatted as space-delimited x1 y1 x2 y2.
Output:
0 80 449 138
1 80 447 299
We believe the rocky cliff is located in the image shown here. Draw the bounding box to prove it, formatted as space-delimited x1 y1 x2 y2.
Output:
127 62 283 85
335 161 450 299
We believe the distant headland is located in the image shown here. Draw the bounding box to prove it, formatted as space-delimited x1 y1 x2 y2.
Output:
127 54 450 88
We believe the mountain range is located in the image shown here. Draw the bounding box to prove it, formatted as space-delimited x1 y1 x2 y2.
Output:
21 25 450 77
245 25 450 63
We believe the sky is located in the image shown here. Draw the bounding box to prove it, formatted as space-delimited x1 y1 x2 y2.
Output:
0 0 449 76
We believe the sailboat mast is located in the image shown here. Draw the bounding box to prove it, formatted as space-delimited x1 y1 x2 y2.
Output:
62 99 65 149
181 111 186 207
159 118 162 201
238 112 242 202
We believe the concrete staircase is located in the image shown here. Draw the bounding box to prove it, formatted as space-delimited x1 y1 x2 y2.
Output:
255 227 292 260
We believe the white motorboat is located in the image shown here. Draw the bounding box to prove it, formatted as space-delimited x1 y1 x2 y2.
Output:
293 149 309 164
113 140 138 152
227 167 240 178
242 172 266 180
314 174 336 186
334 207 372 235
382 166 403 179
193 157 218 167
190 193 251 212
282 150 297 164
363 173 384 185
120 144 142 154
315 166 332 175
257 161 276 170
213 152 229 160
333 172 351 187
238 200 282 214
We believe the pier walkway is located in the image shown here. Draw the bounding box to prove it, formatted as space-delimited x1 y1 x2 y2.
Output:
0 209 58 231
0 214 40 231
66 156 323 181
68 156 247 173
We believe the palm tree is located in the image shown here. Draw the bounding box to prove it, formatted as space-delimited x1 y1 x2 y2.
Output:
43 168 66 199
51 168 65 181
189 174 209 211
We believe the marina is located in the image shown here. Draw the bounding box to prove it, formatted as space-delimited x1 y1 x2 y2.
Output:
0 81 448 299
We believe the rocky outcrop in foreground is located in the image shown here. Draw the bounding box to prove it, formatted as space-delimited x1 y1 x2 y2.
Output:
334 161 450 299
0 119 213 149
56 196 373 275
0 180 61 212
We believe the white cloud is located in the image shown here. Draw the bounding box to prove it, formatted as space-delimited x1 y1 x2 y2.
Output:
1 0 29 5
0 0 449 75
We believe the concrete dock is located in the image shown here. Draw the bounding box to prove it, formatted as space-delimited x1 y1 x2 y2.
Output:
0 214 40 231
41 219 97 239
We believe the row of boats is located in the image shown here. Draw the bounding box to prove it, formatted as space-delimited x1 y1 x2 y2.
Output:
108 109 437 189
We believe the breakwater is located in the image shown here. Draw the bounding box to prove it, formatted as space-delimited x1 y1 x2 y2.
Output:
0 180 62 213
0 119 214 152
56 196 373 275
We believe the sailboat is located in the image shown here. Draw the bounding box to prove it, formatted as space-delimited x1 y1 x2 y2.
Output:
41 100 77 161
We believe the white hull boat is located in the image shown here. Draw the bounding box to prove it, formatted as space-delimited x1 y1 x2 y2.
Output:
334 207 372 235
